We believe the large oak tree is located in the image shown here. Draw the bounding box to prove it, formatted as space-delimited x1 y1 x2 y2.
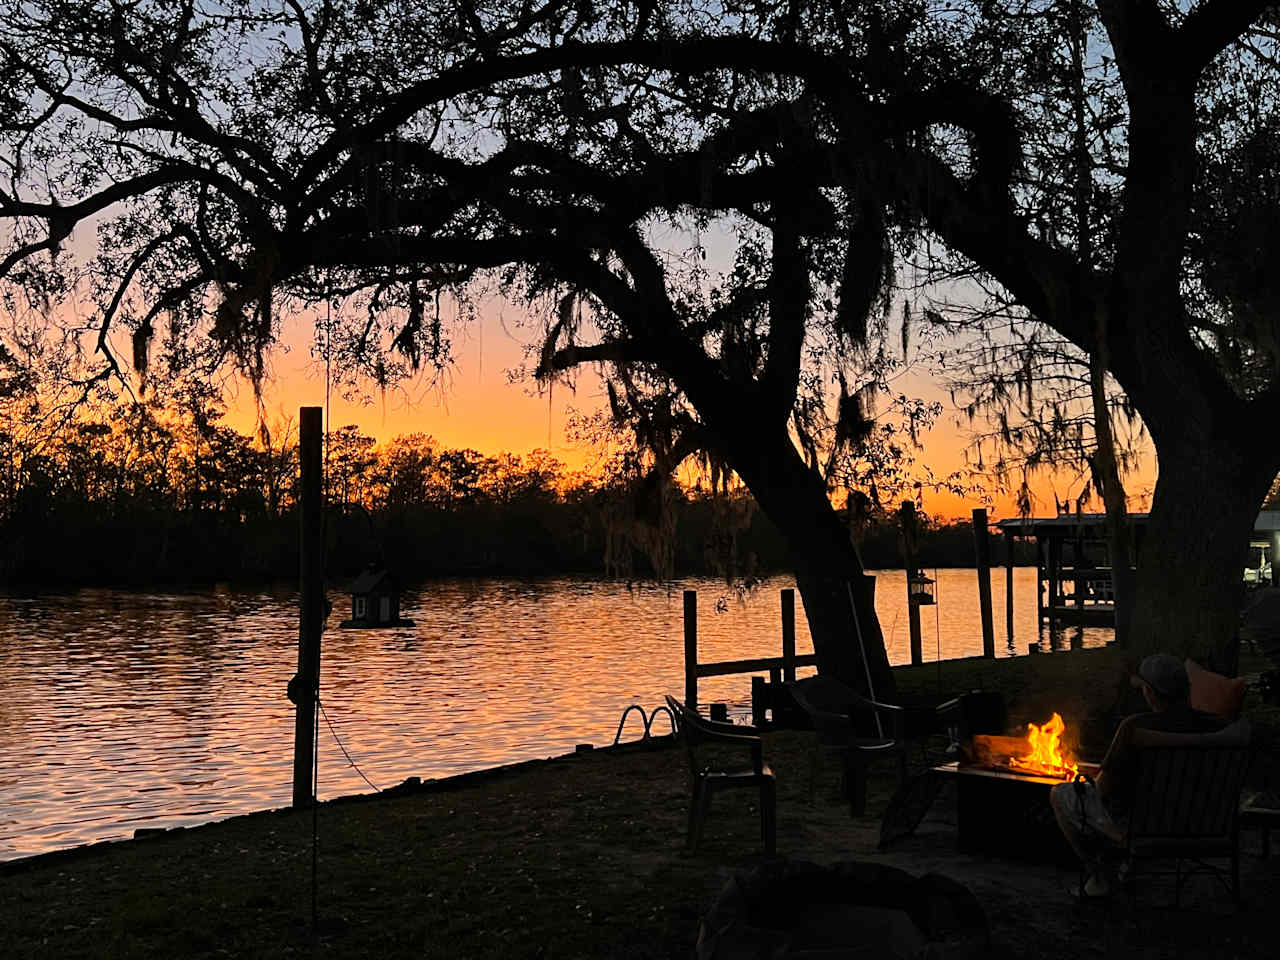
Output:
5 0 1280 679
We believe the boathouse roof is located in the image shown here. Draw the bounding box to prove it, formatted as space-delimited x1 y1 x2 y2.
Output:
997 510 1280 535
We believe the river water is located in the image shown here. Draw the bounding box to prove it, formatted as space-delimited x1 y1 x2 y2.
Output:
0 569 1111 860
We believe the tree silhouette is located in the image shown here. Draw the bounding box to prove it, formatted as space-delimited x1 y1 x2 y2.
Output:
5 0 1280 670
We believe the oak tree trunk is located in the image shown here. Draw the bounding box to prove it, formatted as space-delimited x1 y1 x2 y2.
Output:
720 427 896 699
1129 436 1275 669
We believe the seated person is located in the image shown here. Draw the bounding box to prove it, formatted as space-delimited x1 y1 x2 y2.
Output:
1049 653 1226 898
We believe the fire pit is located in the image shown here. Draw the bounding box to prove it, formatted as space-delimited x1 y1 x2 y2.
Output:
934 713 1096 865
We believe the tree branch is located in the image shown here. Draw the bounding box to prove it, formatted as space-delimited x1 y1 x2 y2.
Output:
1177 0 1275 74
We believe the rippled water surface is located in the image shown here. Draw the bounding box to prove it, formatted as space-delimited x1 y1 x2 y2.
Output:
0 569 1109 860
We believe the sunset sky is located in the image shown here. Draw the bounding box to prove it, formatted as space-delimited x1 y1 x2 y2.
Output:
220 300 1157 522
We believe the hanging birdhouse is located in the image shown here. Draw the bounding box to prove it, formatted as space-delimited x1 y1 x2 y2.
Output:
909 572 936 606
340 568 415 628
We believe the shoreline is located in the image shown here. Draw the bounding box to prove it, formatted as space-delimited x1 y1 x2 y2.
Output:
0 735 665 876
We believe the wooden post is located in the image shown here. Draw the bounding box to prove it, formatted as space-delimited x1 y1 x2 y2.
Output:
780 589 797 683
973 508 995 659
292 406 324 809
751 676 767 727
1036 537 1046 624
1048 538 1061 630
683 590 698 709
901 501 923 666
1074 536 1085 612
1005 530 1016 651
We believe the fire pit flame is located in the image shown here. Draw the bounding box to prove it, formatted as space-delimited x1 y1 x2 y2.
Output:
1007 712 1078 780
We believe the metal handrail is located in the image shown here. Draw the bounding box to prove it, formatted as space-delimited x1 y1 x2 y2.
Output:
613 704 649 745
647 704 676 737
612 703 680 745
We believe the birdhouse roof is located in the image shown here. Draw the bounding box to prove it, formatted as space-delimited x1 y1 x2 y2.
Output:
349 569 394 595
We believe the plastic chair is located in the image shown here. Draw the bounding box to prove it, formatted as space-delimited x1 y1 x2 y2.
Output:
787 678 905 816
665 695 776 855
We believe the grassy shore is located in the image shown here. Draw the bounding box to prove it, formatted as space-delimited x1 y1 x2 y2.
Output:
2 647 1277 959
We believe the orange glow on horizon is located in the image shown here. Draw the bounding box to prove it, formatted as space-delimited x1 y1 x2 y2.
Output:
217 312 1156 523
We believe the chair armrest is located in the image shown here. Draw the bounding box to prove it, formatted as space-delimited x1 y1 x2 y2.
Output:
702 728 764 749
702 716 761 736
851 696 906 716
850 697 907 740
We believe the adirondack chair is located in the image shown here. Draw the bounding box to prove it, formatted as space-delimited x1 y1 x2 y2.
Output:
665 696 776 855
1126 718 1252 906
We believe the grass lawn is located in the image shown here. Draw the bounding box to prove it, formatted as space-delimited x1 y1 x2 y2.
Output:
2 646 1277 959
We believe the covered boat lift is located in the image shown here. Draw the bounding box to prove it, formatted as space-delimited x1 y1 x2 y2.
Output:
996 510 1280 631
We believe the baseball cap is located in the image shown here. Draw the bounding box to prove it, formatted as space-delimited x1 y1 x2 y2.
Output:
1135 654 1190 702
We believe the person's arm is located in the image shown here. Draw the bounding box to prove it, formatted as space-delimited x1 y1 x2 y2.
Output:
1095 715 1139 797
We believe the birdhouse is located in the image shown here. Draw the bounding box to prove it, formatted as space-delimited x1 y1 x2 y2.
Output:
340 568 415 628
909 572 936 606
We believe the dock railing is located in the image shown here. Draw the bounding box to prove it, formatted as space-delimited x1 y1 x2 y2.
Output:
682 588 818 717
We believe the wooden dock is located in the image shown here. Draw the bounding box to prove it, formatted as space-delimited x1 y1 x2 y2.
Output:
998 510 1280 635
1044 603 1116 626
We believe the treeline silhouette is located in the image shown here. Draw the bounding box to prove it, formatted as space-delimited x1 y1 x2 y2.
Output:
0 404 1026 586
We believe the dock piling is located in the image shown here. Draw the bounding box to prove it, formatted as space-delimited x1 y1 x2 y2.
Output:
973 508 996 659
781 589 796 682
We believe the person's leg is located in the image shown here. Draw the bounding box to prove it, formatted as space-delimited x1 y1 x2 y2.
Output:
1050 782 1114 896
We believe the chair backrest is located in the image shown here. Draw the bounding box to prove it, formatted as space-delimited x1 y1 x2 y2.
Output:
664 695 762 775
1128 719 1251 844
787 681 856 747
789 675 904 741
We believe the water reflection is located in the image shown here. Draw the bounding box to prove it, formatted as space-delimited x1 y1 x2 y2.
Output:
0 569 1108 860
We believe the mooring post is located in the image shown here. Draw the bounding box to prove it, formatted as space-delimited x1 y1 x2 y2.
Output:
1048 538 1061 630
1036 538 1046 624
973 508 995 659
901 501 923 665
683 589 698 709
781 588 796 683
751 676 767 727
1005 529 1016 651
292 406 324 808
1073 535 1085 613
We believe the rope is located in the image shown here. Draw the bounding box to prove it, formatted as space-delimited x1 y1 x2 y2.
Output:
311 282 334 947
324 291 332 508
311 688 319 938
320 699 382 793
845 581 884 738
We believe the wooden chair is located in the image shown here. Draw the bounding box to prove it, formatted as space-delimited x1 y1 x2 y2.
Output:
787 678 907 816
664 696 776 855
1126 719 1252 906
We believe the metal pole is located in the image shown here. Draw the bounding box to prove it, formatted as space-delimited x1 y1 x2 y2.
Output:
1005 530 1016 651
292 407 324 808
902 501 923 665
683 590 698 709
